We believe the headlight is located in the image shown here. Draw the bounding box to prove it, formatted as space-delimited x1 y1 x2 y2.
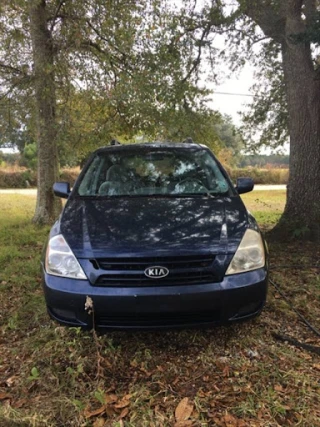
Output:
45 234 87 279
225 229 265 275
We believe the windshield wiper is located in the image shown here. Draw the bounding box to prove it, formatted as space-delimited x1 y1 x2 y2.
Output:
75 192 229 199
207 191 229 198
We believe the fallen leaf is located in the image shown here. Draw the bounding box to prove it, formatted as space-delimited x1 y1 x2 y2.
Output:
114 398 130 409
93 418 105 427
5 376 16 387
258 408 268 420
243 384 252 393
123 393 132 400
274 384 284 392
175 397 194 422
119 407 129 418
197 389 212 398
12 399 27 408
139 366 152 376
222 365 230 377
0 393 11 401
212 418 225 427
282 405 292 410
223 412 239 426
105 406 116 417
105 394 118 404
300 353 312 360
173 377 180 386
313 364 320 371
84 406 106 419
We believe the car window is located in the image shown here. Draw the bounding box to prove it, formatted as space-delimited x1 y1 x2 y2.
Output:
77 147 231 197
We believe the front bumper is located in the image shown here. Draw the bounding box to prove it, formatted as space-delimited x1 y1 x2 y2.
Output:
41 266 268 329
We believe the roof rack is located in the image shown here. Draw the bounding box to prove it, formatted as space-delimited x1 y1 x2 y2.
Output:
182 137 194 144
110 139 121 146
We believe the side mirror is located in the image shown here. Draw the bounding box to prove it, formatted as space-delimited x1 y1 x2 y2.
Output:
53 182 71 199
236 177 254 194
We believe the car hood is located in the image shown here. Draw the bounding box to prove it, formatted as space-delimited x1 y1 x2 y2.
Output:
57 196 249 258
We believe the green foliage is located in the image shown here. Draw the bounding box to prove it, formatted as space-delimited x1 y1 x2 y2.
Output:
20 142 37 170
188 2 290 149
214 114 244 164
28 367 40 381
94 389 107 405
0 0 226 165
240 41 289 149
203 0 319 153
0 2 35 152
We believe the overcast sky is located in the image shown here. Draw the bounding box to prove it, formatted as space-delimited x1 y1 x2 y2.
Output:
207 66 254 125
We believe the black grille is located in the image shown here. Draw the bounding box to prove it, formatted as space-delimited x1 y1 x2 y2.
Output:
96 310 220 327
93 254 217 287
97 255 214 270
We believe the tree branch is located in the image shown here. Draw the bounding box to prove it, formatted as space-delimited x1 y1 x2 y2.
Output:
49 0 67 32
0 62 26 76
48 12 130 63
181 22 213 83
85 19 128 59
79 41 133 76
240 0 286 42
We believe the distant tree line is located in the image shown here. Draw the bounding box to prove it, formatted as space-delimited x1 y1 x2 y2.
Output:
239 154 289 168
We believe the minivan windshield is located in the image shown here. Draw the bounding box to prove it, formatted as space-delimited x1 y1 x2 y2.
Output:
77 146 232 197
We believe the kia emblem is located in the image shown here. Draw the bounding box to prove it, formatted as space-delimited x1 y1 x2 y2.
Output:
144 266 169 279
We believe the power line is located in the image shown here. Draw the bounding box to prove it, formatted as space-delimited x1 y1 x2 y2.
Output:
214 91 254 97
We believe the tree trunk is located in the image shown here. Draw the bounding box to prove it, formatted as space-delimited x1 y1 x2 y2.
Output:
278 15 320 240
242 0 320 241
29 0 61 224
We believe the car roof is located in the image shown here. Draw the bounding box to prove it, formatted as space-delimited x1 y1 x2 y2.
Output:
95 141 207 153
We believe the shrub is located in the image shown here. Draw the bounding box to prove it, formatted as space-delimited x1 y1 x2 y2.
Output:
227 167 289 185
0 168 37 188
60 167 80 187
0 167 80 188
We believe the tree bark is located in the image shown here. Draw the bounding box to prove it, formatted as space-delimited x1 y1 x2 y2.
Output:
29 0 61 224
280 20 320 240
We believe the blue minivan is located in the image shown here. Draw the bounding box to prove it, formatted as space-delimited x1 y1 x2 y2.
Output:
41 141 268 329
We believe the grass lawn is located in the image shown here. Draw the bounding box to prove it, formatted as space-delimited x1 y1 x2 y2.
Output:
241 190 286 229
0 193 319 427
